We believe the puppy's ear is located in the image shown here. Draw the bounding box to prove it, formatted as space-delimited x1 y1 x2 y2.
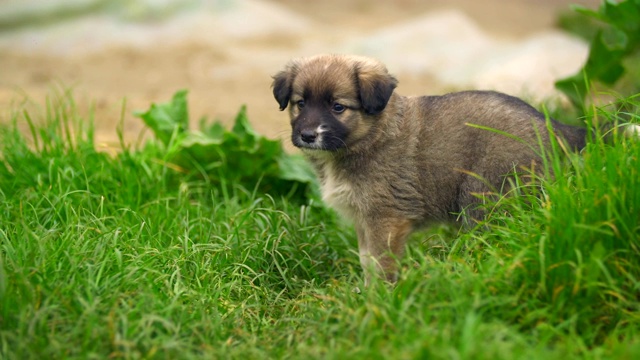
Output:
272 65 297 111
357 63 398 115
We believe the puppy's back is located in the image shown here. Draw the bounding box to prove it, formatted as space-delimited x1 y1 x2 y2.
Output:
418 91 585 151
403 90 585 220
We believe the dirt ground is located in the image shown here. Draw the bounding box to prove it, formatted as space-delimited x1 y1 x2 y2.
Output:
0 0 600 152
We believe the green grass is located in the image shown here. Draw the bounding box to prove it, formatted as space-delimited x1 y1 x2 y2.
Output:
1 91 640 359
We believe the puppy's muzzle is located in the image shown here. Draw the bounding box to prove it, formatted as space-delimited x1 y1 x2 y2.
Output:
300 129 318 144
294 124 328 149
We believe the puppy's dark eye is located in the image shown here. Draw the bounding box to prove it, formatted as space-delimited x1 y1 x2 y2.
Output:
296 100 305 109
332 103 346 113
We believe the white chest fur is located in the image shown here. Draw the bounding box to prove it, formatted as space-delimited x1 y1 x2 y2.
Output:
320 165 358 222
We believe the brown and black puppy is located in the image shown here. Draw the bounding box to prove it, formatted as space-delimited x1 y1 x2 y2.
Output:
272 54 586 284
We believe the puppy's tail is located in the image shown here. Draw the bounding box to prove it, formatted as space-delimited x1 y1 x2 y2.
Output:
552 121 640 153
600 122 640 143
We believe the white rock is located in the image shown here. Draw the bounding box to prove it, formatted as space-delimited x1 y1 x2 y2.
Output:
343 9 589 100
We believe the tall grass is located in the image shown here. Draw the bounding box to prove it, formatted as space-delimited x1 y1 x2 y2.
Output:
1 91 639 359
474 106 640 343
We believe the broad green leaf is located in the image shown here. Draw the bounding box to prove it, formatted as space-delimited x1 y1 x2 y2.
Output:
585 32 626 84
136 90 318 202
573 5 605 21
231 105 258 150
602 27 628 50
134 89 189 145
278 154 316 184
202 121 226 141
602 0 640 33
555 0 640 108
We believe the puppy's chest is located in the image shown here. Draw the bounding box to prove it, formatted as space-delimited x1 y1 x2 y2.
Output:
320 166 360 221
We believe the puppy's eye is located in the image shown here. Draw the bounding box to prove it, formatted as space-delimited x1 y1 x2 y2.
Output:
332 103 346 113
296 100 305 109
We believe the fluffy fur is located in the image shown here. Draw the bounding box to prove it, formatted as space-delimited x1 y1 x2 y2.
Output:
272 54 586 284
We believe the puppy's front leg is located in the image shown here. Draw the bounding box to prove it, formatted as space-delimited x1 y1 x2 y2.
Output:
356 218 413 285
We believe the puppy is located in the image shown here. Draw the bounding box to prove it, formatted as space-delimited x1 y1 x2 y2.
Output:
271 54 586 284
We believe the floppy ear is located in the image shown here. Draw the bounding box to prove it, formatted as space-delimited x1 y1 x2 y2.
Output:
271 67 296 111
357 64 398 115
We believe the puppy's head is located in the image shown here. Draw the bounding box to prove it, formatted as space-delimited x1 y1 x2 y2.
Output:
272 54 398 151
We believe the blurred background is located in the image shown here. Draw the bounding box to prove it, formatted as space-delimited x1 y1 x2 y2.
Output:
0 0 601 148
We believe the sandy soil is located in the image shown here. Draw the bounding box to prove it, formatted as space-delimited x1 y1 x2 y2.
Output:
0 0 600 152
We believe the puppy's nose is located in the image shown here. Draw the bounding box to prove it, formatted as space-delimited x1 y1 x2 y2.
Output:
300 129 317 143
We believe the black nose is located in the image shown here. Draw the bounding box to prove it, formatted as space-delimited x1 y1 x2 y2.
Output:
300 129 317 143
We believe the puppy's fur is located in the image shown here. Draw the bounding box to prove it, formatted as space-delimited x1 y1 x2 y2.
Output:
272 54 586 283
